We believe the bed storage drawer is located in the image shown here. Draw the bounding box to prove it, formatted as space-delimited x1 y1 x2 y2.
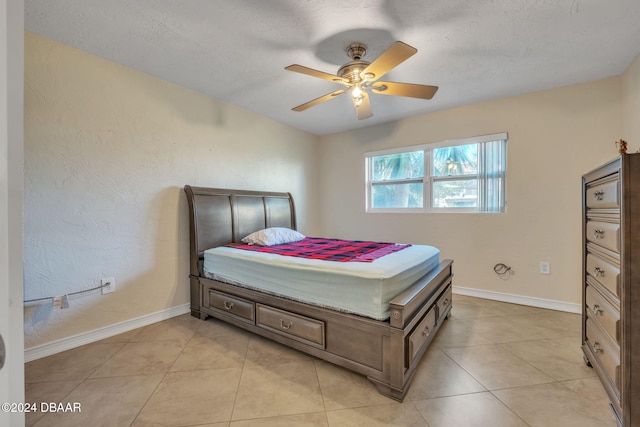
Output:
207 290 255 324
408 306 437 366
436 286 452 323
256 304 325 349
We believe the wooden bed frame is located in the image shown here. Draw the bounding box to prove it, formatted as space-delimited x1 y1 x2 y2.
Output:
184 185 453 401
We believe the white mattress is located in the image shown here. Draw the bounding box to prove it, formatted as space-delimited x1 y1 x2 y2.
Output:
203 244 440 320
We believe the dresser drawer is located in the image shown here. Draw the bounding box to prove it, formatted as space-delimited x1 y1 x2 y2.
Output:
408 306 437 366
586 176 620 209
586 221 620 254
586 253 620 299
586 319 620 393
586 285 620 345
256 304 325 349
208 290 255 324
436 286 452 324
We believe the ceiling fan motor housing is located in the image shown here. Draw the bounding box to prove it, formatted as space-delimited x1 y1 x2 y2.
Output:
337 60 370 82
338 43 370 82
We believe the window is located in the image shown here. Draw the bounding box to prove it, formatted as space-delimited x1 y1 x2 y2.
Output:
365 133 507 213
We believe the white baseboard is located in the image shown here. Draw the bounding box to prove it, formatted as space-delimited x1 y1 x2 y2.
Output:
25 303 191 362
453 286 581 314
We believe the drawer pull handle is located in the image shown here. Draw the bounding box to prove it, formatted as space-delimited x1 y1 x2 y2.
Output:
422 327 431 337
593 266 605 277
592 304 603 316
593 341 604 353
593 229 605 239
443 298 449 307
223 301 234 310
593 190 605 200
280 320 293 330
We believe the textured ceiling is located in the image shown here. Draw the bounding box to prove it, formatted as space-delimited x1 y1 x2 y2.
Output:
24 0 640 136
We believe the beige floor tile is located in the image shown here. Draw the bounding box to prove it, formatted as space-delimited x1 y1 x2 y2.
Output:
560 376 612 401
502 336 595 381
25 343 124 383
443 345 555 390
458 315 555 343
447 299 502 319
493 381 618 427
326 403 428 426
232 360 325 420
170 317 250 373
134 369 242 425
506 311 581 340
451 297 541 318
243 335 315 367
231 412 328 427
413 392 528 427
314 360 394 411
196 316 255 339
25 380 82 427
90 340 184 378
170 330 249 372
131 314 200 344
430 317 494 348
33 374 163 427
406 348 486 400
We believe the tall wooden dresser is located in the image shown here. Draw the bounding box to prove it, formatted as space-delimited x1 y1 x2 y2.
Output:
582 153 640 427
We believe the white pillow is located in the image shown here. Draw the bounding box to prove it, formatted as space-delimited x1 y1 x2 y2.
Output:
241 227 305 246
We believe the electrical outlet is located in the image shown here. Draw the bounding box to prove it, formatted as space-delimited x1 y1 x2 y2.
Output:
101 277 116 294
539 262 551 275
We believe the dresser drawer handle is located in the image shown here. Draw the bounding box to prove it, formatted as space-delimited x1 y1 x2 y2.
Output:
442 298 449 307
593 190 605 200
593 266 605 277
280 320 293 330
593 341 604 353
223 301 234 310
592 304 603 316
593 229 605 239
422 326 431 337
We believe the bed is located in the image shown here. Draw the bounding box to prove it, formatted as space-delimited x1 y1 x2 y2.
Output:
184 185 453 401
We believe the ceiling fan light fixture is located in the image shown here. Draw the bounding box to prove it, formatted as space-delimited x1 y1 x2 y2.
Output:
351 84 363 99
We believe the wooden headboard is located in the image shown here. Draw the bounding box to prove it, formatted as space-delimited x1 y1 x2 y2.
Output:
183 185 296 278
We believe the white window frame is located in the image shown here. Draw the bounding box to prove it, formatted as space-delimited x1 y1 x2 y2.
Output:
365 132 507 213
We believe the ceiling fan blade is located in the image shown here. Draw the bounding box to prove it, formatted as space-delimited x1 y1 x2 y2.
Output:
361 41 417 81
285 64 346 84
355 93 372 120
371 81 438 99
291 89 346 112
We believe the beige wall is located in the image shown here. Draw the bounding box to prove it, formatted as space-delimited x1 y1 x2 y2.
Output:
317 77 623 306
623 52 640 147
23 33 320 349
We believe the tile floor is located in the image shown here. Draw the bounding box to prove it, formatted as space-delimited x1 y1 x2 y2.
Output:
24 295 618 427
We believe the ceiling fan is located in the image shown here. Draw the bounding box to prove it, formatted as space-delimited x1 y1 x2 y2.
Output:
285 41 438 120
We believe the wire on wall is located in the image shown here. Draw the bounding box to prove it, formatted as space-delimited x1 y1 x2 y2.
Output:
23 283 105 307
493 263 514 280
